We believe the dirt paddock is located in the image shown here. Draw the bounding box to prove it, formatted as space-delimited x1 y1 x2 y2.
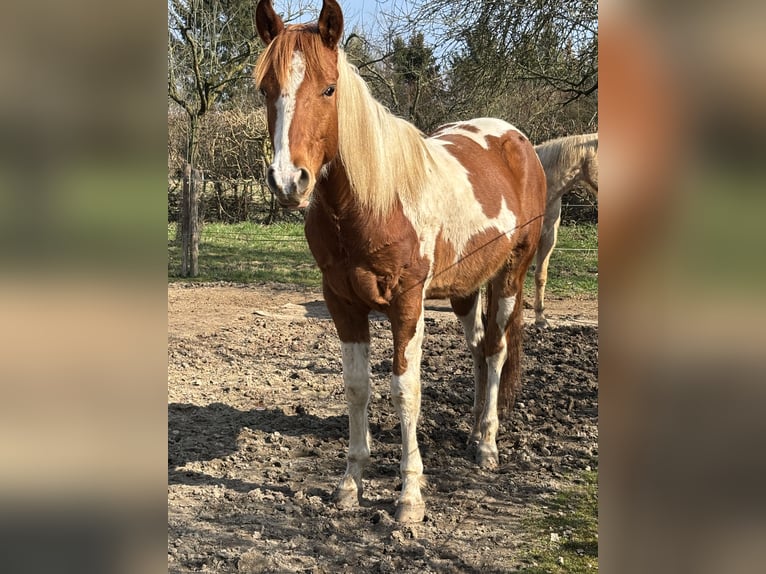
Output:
168 283 598 573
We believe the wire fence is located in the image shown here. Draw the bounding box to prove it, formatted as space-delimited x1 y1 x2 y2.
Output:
168 176 599 227
169 210 598 253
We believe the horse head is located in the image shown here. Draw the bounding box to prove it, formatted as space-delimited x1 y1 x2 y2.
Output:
254 0 344 209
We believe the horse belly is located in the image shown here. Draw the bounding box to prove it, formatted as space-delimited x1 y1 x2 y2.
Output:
426 228 515 299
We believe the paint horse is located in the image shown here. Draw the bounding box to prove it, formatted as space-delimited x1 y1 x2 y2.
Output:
254 0 546 522
533 133 598 327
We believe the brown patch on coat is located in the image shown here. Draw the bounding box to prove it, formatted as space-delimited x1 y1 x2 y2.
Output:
433 130 540 223
455 123 482 133
427 228 514 300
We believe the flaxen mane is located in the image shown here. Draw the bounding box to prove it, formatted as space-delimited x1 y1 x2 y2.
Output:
336 49 434 217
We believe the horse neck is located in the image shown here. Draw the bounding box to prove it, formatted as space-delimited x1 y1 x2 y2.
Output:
313 160 368 219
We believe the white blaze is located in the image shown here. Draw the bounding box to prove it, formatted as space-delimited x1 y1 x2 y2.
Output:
271 51 306 185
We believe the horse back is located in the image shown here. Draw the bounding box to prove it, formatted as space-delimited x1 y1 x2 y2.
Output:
423 120 546 298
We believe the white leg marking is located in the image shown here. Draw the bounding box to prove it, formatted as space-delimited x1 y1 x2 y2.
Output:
478 344 507 466
391 312 426 514
336 342 371 503
456 293 486 441
495 295 516 334
271 52 306 186
477 295 515 466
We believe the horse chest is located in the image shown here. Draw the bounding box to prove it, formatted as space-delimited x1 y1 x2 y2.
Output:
305 216 427 308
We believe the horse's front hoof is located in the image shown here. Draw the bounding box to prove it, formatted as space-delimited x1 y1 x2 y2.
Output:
395 501 425 523
333 487 360 509
534 317 550 329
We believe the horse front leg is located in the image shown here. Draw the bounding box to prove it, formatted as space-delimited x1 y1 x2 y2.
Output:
534 200 562 327
324 290 371 510
334 341 372 508
389 299 426 523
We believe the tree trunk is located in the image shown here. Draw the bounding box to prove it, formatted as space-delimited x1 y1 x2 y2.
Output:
180 115 203 277
181 163 203 277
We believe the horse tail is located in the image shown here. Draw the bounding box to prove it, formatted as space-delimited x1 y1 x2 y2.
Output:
497 292 524 419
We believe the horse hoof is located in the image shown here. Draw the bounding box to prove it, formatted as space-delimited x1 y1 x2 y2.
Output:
477 448 499 469
333 487 360 509
534 318 550 329
395 502 425 523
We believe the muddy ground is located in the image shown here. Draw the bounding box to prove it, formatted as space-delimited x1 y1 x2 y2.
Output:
168 283 598 573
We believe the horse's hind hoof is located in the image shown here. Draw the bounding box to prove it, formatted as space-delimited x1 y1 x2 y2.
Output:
395 501 425 523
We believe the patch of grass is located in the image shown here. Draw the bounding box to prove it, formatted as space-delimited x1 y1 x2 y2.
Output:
527 223 598 298
168 221 598 298
518 470 599 573
168 222 321 286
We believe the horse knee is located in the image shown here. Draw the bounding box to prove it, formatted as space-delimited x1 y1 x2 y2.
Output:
390 377 420 409
344 383 369 406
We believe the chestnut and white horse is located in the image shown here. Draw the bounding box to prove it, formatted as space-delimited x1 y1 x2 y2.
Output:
533 133 598 326
254 0 546 522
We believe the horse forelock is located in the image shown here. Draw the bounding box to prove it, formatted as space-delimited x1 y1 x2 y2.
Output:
254 24 326 90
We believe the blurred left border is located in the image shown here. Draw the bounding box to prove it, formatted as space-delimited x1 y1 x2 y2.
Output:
0 1 168 572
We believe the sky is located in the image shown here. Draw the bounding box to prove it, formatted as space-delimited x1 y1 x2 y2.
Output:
271 0 407 36
270 0 440 55
336 0 381 31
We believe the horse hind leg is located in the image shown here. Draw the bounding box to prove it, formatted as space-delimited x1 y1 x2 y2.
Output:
475 267 527 469
451 291 487 444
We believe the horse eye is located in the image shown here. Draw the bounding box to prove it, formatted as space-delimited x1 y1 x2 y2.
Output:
322 85 336 97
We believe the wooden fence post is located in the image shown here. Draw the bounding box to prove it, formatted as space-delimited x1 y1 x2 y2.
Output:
181 163 203 277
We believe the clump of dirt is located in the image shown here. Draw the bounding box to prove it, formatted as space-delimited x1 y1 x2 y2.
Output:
168 283 598 573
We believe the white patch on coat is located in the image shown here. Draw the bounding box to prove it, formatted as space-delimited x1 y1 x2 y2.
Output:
400 118 522 268
457 292 485 353
434 117 523 150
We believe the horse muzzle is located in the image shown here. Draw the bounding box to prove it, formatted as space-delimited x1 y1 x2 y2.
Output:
266 165 313 209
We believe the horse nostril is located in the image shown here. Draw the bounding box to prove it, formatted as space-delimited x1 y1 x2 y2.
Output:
266 166 279 192
298 168 310 187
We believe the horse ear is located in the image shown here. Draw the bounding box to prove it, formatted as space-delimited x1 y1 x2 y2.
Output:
254 0 285 45
318 0 344 49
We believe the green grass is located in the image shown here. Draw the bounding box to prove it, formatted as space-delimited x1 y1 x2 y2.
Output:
168 221 598 297
534 223 598 298
518 470 599 573
168 222 321 286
